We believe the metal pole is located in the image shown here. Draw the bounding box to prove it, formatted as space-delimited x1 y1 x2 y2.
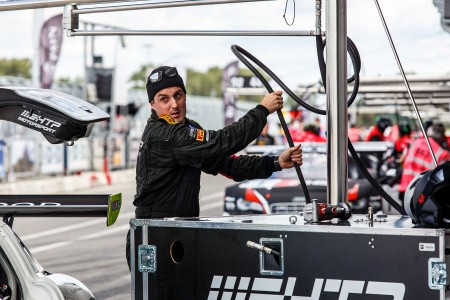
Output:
73 0 275 14
0 0 272 11
83 22 88 100
315 0 322 36
32 9 44 88
67 30 320 37
326 0 348 206
0 0 121 11
374 0 438 167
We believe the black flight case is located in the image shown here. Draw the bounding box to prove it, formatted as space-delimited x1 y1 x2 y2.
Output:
130 214 448 300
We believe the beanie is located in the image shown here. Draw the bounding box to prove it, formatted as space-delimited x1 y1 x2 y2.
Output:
146 66 187 102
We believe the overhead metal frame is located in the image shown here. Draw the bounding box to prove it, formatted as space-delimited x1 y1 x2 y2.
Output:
0 0 120 11
62 0 324 37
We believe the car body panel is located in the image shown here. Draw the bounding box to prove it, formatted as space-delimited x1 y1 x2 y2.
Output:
224 142 388 216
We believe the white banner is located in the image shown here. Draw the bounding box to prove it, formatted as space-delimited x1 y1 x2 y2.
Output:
39 142 64 175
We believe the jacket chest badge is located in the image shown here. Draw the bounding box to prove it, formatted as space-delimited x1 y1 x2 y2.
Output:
196 129 205 141
159 115 177 124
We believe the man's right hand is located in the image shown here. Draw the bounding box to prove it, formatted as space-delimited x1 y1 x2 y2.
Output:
260 91 283 114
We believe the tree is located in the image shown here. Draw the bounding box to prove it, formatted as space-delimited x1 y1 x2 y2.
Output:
0 58 31 78
186 67 222 97
129 63 154 89
128 64 269 99
128 64 222 97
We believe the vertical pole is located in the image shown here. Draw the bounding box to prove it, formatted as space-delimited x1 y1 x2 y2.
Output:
83 22 88 100
32 9 44 88
326 0 348 205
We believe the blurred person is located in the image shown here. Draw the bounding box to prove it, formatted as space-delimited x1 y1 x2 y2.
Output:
424 120 433 132
348 123 362 142
314 116 326 138
254 123 275 145
126 66 303 270
380 121 412 187
292 123 327 142
398 123 450 201
435 122 450 151
365 116 392 142
393 121 412 163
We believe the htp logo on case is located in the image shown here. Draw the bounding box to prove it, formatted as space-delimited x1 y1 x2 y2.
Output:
208 276 405 299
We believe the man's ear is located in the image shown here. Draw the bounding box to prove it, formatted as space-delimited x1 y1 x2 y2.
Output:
150 100 155 110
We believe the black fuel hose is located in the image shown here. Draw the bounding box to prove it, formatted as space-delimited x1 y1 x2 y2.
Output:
315 36 405 214
316 36 362 91
232 43 359 116
231 45 312 204
348 141 405 214
231 38 405 215
231 40 361 204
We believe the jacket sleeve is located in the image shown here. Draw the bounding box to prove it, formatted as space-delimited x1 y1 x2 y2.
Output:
201 155 277 182
172 105 269 166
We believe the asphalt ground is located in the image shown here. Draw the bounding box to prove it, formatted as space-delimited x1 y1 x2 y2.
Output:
7 169 231 299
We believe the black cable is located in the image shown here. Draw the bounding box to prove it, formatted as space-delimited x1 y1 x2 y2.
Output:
231 38 404 215
315 36 404 214
315 36 361 105
231 40 361 205
348 140 406 214
232 40 360 116
231 45 312 204
283 0 295 26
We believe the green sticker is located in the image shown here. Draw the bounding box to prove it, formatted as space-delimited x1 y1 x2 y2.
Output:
107 193 122 226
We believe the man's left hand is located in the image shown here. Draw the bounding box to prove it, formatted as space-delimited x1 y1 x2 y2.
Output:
279 144 302 169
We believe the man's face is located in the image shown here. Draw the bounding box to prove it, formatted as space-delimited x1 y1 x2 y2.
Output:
150 86 187 123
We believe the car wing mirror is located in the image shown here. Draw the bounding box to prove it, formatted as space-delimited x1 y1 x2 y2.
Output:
0 87 109 144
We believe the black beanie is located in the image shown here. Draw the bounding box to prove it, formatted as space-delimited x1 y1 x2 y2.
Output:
146 66 187 102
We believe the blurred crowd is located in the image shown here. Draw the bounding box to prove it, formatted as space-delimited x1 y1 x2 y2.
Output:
252 109 450 204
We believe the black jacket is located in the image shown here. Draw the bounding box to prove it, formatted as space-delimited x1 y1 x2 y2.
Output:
133 105 278 218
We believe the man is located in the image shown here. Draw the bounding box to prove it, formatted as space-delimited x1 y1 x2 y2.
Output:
254 123 275 145
365 116 392 142
292 123 327 142
398 123 450 201
126 66 302 269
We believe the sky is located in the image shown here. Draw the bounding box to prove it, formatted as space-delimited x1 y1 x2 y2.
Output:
0 0 450 102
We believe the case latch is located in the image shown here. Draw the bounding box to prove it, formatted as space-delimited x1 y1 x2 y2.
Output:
429 258 446 289
138 245 157 273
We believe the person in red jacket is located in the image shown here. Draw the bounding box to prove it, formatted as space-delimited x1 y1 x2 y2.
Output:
393 121 412 162
293 123 326 142
366 116 392 142
398 123 450 201
348 123 362 142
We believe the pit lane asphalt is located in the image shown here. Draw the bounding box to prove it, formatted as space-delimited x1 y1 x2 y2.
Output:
4 169 230 300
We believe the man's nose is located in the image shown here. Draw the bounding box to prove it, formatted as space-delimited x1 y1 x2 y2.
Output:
169 98 178 107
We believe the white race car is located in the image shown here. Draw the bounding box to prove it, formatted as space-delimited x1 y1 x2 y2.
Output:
0 193 121 300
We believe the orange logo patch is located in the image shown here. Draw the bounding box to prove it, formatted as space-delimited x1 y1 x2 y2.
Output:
159 115 177 124
196 129 205 141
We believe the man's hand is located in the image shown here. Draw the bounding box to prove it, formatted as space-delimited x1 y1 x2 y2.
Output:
278 144 302 169
260 91 283 114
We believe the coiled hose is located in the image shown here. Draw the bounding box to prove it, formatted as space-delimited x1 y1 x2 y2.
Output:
231 36 405 214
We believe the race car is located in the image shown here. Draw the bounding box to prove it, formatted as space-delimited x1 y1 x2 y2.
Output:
0 194 121 300
224 142 392 215
0 87 118 299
